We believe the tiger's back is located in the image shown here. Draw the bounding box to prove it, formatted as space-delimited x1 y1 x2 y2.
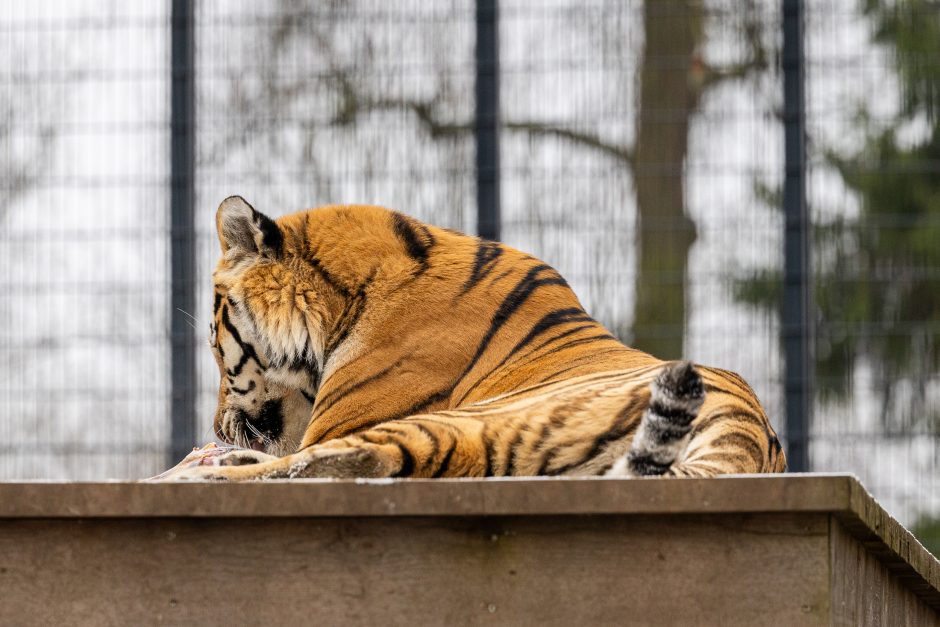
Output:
178 197 785 481
290 208 655 443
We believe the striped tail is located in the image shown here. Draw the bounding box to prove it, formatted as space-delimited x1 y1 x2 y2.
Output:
608 361 705 477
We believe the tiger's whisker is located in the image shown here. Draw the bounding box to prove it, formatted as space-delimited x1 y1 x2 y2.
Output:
176 308 202 324
245 421 272 445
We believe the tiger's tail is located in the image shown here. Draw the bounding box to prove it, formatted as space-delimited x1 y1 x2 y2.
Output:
610 360 705 476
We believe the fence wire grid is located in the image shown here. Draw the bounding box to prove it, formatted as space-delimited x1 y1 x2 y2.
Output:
1 0 938 545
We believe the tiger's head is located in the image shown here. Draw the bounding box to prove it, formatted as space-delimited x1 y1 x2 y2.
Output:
208 196 330 456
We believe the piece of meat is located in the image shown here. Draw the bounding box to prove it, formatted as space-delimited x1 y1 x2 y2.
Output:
145 442 247 480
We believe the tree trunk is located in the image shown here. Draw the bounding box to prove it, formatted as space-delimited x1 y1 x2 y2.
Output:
630 0 703 360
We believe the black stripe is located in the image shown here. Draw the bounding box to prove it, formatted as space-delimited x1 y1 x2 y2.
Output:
647 423 692 446
455 264 568 392
224 343 253 378
534 408 571 474
409 421 440 448
703 383 763 415
316 408 374 443
648 401 697 424
318 387 452 443
545 395 645 476
540 332 618 358
527 347 630 385
410 422 441 472
308 360 321 390
462 240 503 293
687 407 767 440
514 309 592 352
356 432 381 445
213 292 223 316
488 267 516 286
627 455 672 476
485 369 630 408
392 212 433 274
300 389 316 404
709 432 766 471
456 308 591 404
220 301 244 344
493 308 591 370
298 214 352 296
228 380 256 396
314 355 410 417
271 354 314 371
304 250 352 298
771 435 788 471
387 388 452 421
702 405 767 429
369 426 407 437
391 440 416 478
523 323 599 359
705 367 754 394
504 425 528 476
483 433 497 477
432 439 457 478
528 422 555 474
412 417 463 478
325 274 373 355
220 303 260 377
373 423 441 475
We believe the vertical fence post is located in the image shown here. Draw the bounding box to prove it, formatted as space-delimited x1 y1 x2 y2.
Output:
782 0 812 472
169 0 197 467
475 0 501 241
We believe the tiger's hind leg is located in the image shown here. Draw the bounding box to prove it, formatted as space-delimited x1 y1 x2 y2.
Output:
606 361 704 477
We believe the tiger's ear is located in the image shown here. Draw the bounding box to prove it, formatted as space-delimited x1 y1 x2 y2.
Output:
216 196 283 259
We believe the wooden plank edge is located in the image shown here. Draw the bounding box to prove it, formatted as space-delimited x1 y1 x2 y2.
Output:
837 479 940 613
0 473 853 519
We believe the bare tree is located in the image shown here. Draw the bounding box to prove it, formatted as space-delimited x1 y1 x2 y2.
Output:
206 0 768 357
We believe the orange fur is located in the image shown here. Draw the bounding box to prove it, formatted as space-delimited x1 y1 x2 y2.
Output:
170 197 786 480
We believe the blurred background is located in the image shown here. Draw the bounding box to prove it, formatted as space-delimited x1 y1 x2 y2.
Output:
0 0 937 552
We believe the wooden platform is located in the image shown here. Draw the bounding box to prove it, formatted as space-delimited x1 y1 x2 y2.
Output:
0 474 937 626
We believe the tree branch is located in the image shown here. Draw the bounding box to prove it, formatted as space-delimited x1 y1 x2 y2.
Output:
334 90 634 165
700 0 768 90
503 121 634 164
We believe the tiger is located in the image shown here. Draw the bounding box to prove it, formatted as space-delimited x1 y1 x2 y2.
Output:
165 195 786 480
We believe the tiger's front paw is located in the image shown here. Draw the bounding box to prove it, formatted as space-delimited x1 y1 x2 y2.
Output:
212 449 279 467
151 456 279 481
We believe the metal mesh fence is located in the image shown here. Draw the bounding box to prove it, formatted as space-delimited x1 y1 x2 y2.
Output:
803 0 940 530
0 2 170 478
0 0 937 537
